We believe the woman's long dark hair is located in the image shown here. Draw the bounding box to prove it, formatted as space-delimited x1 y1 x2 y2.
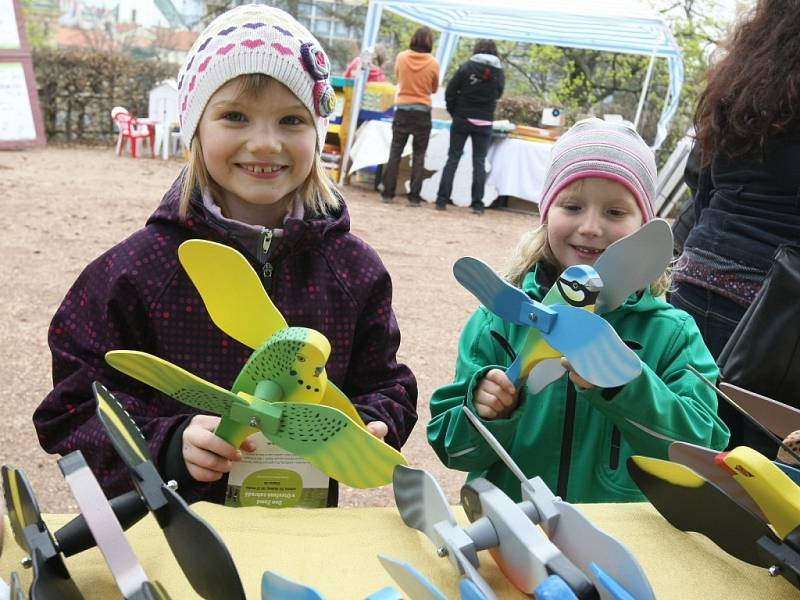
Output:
694 0 800 163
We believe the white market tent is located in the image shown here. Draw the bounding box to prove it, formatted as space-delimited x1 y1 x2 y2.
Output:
340 0 684 182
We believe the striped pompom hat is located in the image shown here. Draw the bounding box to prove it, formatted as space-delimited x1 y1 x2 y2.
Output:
177 4 335 149
538 118 657 223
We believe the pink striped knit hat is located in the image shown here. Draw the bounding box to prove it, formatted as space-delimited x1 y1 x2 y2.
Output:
177 4 335 150
538 118 657 223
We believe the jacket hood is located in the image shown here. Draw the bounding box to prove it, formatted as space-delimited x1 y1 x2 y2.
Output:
148 172 351 265
464 54 503 79
470 54 503 69
401 49 438 72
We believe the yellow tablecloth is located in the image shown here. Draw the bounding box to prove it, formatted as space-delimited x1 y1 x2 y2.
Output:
0 503 795 599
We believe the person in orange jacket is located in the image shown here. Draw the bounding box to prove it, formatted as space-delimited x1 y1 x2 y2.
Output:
380 26 440 206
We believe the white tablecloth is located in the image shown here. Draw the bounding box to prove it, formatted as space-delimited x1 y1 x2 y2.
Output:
348 120 553 207
486 137 553 205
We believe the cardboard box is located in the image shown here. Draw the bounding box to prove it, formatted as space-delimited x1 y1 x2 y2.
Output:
541 107 565 127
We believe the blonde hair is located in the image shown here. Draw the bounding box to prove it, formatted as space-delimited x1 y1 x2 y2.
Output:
505 223 672 298
178 73 340 219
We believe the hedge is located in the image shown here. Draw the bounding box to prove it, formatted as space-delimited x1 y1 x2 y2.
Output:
32 47 177 144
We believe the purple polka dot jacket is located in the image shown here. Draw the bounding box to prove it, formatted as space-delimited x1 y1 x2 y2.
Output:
33 176 418 503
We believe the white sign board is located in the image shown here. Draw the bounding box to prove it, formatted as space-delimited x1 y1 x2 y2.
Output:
0 0 21 49
0 62 36 141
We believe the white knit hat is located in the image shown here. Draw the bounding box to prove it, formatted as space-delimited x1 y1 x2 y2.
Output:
177 4 335 149
538 118 657 223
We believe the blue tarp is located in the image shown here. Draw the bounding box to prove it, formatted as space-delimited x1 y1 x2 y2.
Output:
351 0 683 150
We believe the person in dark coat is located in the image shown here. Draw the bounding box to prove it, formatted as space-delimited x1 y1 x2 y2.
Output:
670 0 800 454
436 39 505 214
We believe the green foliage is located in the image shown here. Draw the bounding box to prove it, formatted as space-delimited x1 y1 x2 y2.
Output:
359 0 731 162
495 97 542 126
32 47 176 144
21 0 58 48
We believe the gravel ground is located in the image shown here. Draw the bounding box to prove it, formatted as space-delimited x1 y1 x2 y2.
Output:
0 145 534 513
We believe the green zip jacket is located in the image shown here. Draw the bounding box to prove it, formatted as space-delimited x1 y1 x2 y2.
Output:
427 266 730 503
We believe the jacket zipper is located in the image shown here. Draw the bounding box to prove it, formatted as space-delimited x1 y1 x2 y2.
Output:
609 426 621 470
261 229 274 290
556 382 576 499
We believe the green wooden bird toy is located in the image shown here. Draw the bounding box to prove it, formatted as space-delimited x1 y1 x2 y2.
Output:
106 240 405 489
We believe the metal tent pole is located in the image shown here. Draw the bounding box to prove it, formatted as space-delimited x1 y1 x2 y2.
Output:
633 49 657 131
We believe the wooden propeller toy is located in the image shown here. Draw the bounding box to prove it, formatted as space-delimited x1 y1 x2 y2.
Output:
718 382 800 467
627 454 780 567
376 554 451 600
2 572 24 600
718 382 800 440
53 382 246 600
177 238 365 426
636 371 800 589
590 219 673 315
524 220 672 393
506 264 602 389
106 348 404 489
393 463 602 599
453 259 641 390
261 557 488 600
10 572 24 600
720 446 800 590
668 441 800 519
105 240 405 489
1 465 83 599
720 447 800 544
461 406 654 600
687 365 800 466
628 452 800 589
392 465 498 599
58 451 171 600
261 571 326 599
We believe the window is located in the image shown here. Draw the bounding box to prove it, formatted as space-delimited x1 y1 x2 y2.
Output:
298 2 312 17
312 19 331 36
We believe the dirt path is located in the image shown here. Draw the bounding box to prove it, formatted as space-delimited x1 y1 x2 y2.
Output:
0 146 534 512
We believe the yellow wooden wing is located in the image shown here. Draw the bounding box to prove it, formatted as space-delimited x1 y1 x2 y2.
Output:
723 446 800 539
178 239 287 349
266 402 405 489
320 380 367 429
106 350 243 415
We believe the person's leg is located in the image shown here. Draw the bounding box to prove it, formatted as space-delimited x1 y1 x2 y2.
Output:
408 111 432 204
381 111 412 202
670 282 752 450
436 117 469 209
470 126 492 213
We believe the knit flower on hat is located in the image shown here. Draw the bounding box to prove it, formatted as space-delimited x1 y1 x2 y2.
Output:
300 41 330 80
314 81 336 118
300 41 335 118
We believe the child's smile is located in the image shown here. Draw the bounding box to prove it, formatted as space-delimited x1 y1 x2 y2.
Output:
571 245 605 261
238 162 288 178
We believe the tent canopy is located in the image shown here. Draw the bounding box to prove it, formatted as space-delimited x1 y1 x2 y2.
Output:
354 0 683 149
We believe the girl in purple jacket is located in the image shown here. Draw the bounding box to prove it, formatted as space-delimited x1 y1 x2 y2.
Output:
33 5 417 506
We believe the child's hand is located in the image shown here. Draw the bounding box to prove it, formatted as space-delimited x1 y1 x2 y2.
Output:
182 415 256 482
366 421 389 440
560 357 594 390
473 369 518 419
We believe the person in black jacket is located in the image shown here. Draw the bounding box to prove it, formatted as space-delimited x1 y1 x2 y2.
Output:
435 39 504 214
670 0 800 454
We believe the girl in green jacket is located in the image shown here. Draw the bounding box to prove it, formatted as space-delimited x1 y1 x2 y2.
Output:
428 118 730 503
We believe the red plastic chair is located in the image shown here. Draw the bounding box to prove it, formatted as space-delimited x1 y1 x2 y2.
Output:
112 110 155 158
